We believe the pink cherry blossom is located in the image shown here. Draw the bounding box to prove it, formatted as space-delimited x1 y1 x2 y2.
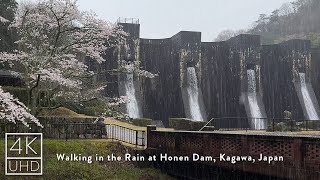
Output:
0 87 43 128
0 0 126 105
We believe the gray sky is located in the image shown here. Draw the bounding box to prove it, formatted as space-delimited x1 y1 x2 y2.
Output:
22 0 294 41
77 0 293 41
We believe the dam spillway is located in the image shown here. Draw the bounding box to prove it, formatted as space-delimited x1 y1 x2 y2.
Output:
186 67 204 121
95 21 320 127
124 73 142 118
247 69 265 129
299 73 320 120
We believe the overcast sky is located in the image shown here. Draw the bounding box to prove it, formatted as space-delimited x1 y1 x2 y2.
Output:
20 0 294 41
76 0 293 41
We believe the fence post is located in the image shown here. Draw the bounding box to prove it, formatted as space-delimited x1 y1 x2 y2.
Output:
100 125 103 139
313 121 315 130
147 125 157 148
131 129 133 144
42 123 44 138
306 120 308 131
142 131 145 146
272 119 275 132
241 135 249 154
65 123 68 141
112 125 114 141
246 118 248 132
135 131 138 147
293 138 302 168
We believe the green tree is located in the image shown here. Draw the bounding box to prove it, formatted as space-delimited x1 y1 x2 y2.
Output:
307 32 320 48
249 0 320 44
0 0 17 52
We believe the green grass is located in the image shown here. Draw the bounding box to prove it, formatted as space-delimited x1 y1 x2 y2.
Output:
38 107 96 119
0 139 173 180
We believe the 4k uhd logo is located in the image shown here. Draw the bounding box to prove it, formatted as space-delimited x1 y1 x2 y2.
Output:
5 133 43 175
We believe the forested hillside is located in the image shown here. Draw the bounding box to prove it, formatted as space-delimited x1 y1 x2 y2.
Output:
249 0 320 46
215 0 320 47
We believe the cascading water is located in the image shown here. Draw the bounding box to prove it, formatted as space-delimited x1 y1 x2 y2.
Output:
247 69 265 129
124 73 141 118
186 67 204 121
299 73 319 120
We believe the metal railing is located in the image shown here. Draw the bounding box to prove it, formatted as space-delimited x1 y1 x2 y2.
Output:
200 117 320 132
1 121 147 147
117 17 139 24
147 127 320 180
105 124 146 147
0 121 106 140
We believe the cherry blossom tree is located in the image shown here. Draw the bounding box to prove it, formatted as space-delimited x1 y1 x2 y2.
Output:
0 0 126 112
0 86 43 128
120 60 158 78
0 16 9 23
0 0 157 123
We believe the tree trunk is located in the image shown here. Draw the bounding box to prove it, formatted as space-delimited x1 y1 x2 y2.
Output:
29 74 41 113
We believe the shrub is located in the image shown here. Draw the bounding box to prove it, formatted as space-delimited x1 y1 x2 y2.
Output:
169 118 190 130
190 121 207 130
300 120 320 130
132 118 152 127
81 107 99 116
58 99 107 116
266 120 301 132
169 118 206 131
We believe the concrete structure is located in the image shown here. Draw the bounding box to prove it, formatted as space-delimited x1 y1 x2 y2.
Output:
89 20 320 127
146 128 320 180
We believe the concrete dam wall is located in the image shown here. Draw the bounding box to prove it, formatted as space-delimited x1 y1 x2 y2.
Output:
94 22 320 127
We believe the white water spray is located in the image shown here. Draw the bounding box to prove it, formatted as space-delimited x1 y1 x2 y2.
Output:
124 73 141 118
186 67 204 121
247 69 265 129
299 73 319 120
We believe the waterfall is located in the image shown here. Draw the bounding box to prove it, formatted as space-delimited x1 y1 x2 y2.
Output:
299 73 319 120
247 69 265 129
186 67 204 121
124 73 141 118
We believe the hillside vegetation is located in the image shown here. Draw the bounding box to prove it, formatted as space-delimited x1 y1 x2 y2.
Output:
215 0 320 47
249 0 320 46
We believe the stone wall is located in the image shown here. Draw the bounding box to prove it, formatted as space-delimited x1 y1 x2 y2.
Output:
311 48 320 109
140 38 182 124
200 35 267 124
147 129 320 180
261 40 319 120
97 22 319 126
